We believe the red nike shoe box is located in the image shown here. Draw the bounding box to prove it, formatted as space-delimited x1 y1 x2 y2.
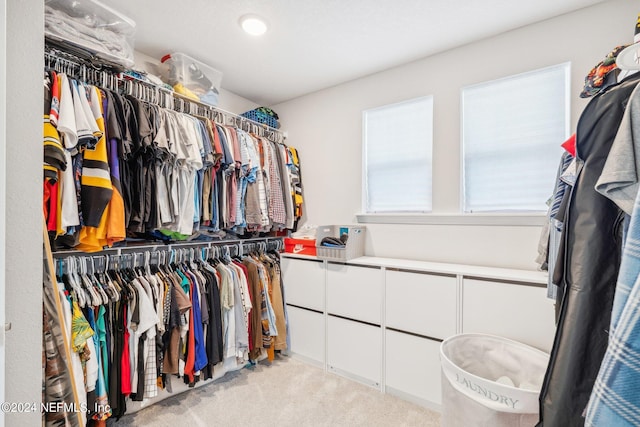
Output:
284 238 317 256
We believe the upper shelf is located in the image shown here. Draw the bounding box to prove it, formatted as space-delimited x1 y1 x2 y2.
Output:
45 0 136 68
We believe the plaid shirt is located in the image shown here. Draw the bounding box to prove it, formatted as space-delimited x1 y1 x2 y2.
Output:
586 189 640 426
267 141 287 225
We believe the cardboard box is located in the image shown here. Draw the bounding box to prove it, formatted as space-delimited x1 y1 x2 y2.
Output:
284 238 317 256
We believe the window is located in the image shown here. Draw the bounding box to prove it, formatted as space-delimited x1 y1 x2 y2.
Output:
363 96 433 213
462 63 569 212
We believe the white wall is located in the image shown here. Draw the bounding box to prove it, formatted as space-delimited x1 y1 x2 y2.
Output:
273 0 638 270
0 1 6 425
5 0 43 426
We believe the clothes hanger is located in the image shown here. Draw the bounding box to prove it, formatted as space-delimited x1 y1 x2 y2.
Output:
206 246 215 264
184 248 192 269
144 251 154 276
164 249 177 275
189 247 195 262
131 252 145 277
60 257 77 303
76 257 93 307
148 250 160 274
221 245 230 264
69 257 89 308
89 256 110 305
106 253 120 282
99 254 119 302
82 257 103 307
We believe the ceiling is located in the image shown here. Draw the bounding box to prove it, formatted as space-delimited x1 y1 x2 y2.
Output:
104 0 607 106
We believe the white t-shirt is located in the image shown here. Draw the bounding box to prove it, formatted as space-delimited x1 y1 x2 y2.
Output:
57 74 77 150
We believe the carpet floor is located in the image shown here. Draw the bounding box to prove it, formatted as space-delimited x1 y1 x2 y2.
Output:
113 355 441 426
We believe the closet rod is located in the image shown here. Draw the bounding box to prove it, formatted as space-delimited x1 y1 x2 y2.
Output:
51 236 284 258
123 73 284 140
44 46 285 138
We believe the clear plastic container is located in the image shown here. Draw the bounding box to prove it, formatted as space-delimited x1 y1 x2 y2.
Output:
161 52 223 106
45 0 136 68
316 225 366 261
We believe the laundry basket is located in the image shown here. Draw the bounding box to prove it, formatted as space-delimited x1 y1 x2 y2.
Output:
440 333 549 427
315 225 365 261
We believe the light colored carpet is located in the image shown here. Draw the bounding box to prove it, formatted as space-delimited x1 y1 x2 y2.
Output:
114 355 441 427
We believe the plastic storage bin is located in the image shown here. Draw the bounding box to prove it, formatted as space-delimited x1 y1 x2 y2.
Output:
241 109 280 129
161 52 223 106
315 225 365 261
440 333 549 427
45 0 136 68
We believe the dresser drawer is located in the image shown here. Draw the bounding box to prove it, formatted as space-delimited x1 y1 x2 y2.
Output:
282 257 325 311
385 329 442 406
386 269 457 340
287 305 325 365
328 315 382 387
462 278 556 352
327 263 382 324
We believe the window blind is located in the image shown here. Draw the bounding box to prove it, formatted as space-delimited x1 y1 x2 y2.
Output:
363 96 433 213
462 63 569 212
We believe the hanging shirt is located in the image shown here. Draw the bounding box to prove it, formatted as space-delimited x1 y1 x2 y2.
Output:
71 80 100 149
57 75 81 234
43 71 66 179
266 140 286 226
60 288 88 427
76 86 114 251
242 258 265 360
596 84 640 215
154 110 174 226
201 264 223 376
586 161 640 425
85 307 111 421
96 305 109 392
129 278 159 394
101 90 127 247
254 136 271 228
57 74 78 151
275 143 294 229
137 275 159 399
288 146 304 228
227 262 250 359
186 270 208 372
215 263 237 359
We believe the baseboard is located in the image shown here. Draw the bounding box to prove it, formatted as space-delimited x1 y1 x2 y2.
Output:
385 386 442 412
327 365 380 389
289 352 325 369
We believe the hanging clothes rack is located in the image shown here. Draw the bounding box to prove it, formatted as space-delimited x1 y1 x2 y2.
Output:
46 228 288 420
42 42 295 424
53 237 284 276
51 236 284 258
44 45 286 143
53 237 284 271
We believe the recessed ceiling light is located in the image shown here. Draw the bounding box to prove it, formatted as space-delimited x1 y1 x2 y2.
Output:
239 14 268 36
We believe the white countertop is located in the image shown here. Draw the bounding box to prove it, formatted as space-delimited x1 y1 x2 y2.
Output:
282 253 548 284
